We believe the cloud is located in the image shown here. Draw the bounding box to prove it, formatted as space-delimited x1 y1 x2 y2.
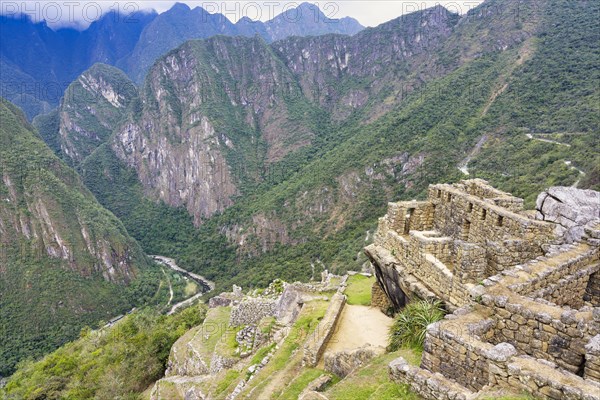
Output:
0 1 485 29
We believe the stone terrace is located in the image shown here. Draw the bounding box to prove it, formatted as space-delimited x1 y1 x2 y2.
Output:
366 180 600 399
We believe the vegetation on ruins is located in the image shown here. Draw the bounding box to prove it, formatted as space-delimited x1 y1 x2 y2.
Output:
388 300 446 352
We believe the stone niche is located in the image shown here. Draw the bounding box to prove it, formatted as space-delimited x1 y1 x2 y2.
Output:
367 179 600 400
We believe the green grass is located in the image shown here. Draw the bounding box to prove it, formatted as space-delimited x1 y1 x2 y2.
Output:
184 280 199 297
239 300 330 399
388 300 445 352
278 369 325 400
249 344 275 366
198 307 233 363
482 394 537 400
214 369 241 396
325 350 421 400
345 275 375 306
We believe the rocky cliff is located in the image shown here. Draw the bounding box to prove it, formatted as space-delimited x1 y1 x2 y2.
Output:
273 5 460 119
56 64 138 165
112 35 318 224
1 100 145 281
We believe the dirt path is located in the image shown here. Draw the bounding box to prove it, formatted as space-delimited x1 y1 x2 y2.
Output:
161 268 174 306
458 134 489 176
564 160 586 188
326 305 393 353
525 133 571 147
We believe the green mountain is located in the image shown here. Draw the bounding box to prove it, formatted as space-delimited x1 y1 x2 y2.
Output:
0 99 152 376
117 2 364 83
1 3 363 119
1 0 598 395
39 0 599 297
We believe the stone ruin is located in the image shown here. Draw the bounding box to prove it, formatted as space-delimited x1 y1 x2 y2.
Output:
365 179 600 399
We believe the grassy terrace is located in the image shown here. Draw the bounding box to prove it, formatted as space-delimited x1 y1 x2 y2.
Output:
345 274 375 306
325 349 421 400
236 299 330 399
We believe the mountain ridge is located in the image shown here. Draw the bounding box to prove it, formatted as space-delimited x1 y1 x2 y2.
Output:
0 2 364 118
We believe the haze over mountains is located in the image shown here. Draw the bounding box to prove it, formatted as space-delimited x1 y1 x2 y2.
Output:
0 2 363 118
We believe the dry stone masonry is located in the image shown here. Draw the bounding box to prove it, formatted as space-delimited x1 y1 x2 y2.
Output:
366 179 600 399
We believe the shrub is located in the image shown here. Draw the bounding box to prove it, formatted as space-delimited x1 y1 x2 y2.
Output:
388 300 445 351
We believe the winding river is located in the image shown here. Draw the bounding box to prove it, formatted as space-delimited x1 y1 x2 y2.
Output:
150 255 215 315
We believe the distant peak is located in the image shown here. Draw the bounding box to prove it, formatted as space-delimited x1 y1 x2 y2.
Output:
236 16 255 24
170 2 191 12
296 2 324 14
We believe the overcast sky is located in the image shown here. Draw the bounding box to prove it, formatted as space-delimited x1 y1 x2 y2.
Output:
1 1 486 28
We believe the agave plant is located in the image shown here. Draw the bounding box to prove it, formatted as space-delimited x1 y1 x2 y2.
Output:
388 299 445 351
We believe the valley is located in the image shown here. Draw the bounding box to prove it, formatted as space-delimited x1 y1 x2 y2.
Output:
0 0 598 398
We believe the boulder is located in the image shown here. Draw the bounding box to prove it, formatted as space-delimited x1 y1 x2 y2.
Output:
275 285 304 325
536 187 600 243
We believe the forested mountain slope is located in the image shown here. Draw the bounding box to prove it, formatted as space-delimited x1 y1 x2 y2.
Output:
0 100 151 376
36 0 599 297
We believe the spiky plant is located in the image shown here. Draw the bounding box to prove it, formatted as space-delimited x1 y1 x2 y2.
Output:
388 299 445 351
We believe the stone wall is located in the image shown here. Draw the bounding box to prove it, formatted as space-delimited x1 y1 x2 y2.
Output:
368 179 560 312
229 298 277 327
303 292 346 367
397 305 600 399
371 281 393 313
385 201 434 236
389 357 474 400
587 272 600 306
324 345 384 378
373 182 600 399
420 312 495 391
487 345 600 399
498 243 600 306
480 288 597 374
585 334 600 381
429 181 549 240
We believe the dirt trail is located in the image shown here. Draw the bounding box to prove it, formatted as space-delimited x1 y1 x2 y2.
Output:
458 134 489 176
161 268 174 306
326 305 393 353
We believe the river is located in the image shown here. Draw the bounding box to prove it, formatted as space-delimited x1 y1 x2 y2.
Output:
150 255 215 315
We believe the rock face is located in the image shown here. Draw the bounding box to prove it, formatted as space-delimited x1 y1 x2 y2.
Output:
112 36 316 224
0 100 145 283
229 298 278 327
274 285 305 325
274 5 459 119
536 187 600 243
56 64 138 165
